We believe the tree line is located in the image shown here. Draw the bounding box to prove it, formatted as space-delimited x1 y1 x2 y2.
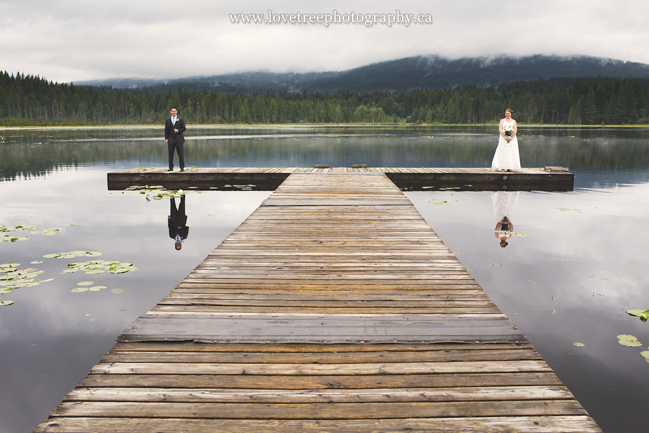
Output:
1 71 649 126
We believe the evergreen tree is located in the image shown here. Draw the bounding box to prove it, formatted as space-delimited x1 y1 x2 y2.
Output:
583 87 598 125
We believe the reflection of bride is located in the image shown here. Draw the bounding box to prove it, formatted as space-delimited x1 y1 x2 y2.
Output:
492 191 520 248
491 108 521 172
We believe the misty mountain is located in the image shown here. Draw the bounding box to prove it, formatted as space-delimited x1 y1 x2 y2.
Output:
77 71 340 93
77 55 649 94
301 55 649 92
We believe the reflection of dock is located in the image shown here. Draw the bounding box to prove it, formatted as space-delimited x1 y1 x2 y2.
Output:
35 172 599 432
107 166 574 191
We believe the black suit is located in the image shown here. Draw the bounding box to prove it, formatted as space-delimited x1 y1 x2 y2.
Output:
168 196 189 240
165 116 187 170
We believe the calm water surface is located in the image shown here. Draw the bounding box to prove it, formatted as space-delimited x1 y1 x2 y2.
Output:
1 126 648 433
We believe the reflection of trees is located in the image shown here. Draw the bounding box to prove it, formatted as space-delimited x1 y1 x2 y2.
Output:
2 127 649 182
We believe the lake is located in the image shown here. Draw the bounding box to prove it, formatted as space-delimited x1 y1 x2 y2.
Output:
1 125 648 433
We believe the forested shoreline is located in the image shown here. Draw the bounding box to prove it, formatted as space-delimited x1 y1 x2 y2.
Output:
2 71 649 126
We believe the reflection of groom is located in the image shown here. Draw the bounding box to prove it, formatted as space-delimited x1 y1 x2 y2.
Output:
165 107 186 172
168 196 189 250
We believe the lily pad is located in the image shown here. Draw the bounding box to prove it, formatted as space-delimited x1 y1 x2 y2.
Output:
71 288 88 293
30 260 44 264
2 235 29 242
496 231 529 237
0 288 14 294
555 208 583 213
44 251 102 259
89 286 107 291
641 351 649 359
1 225 38 232
626 309 649 323
77 281 95 286
111 288 124 294
0 300 14 306
64 260 138 275
0 266 46 292
617 334 643 347
63 224 75 227
31 228 60 236
573 342 585 347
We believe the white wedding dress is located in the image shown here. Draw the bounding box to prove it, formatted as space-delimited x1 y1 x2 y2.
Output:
491 120 521 171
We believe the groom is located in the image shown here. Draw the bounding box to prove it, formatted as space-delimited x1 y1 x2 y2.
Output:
165 107 186 171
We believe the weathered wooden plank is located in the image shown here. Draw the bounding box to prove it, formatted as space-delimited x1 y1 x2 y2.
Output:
100 348 541 364
262 200 411 206
34 416 601 433
90 360 549 375
147 305 502 315
162 291 491 300
34 416 600 433
118 315 521 343
65 385 572 403
110 342 532 352
78 372 565 389
156 299 495 308
50 400 586 419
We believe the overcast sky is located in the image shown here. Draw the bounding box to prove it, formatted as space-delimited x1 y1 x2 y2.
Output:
2 0 648 83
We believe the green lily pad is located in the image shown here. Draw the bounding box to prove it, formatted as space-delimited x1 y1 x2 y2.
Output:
39 278 53 283
89 286 107 291
617 334 643 347
573 342 585 347
641 351 649 359
1 225 37 232
0 300 14 306
111 288 124 294
30 260 44 264
626 309 649 323
44 251 103 259
71 288 88 293
1 265 47 294
63 224 75 227
77 281 95 286
31 228 60 236
64 260 137 275
2 235 29 242
555 208 583 213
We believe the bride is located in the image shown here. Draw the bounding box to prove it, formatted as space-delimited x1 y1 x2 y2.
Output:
491 108 521 172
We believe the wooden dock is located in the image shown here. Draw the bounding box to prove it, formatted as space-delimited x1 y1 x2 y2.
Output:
35 172 600 432
107 166 574 192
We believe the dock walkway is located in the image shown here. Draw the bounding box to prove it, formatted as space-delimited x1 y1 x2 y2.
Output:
35 172 599 432
107 166 574 191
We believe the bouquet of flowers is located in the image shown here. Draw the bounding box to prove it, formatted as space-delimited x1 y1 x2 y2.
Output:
503 124 514 137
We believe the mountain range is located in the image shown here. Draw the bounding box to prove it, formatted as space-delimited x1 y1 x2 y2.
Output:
77 54 649 93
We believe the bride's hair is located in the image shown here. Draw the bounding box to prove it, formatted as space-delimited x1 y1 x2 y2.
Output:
505 108 514 114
